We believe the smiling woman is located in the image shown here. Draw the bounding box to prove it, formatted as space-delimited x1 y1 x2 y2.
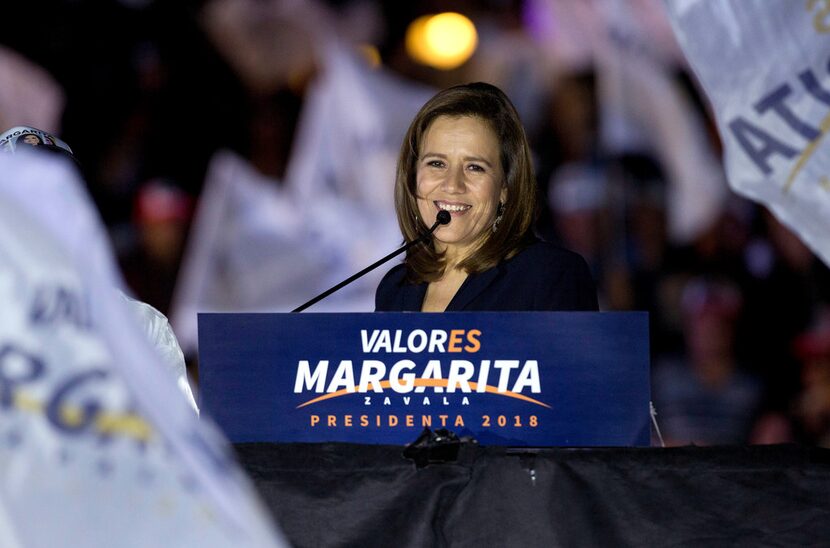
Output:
376 82 599 312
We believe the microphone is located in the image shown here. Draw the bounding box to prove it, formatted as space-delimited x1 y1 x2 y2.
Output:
292 210 450 312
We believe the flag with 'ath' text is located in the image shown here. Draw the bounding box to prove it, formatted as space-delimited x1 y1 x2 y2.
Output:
665 0 830 266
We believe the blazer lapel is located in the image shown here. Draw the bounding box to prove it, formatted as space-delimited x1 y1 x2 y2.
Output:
401 281 428 311
445 265 502 311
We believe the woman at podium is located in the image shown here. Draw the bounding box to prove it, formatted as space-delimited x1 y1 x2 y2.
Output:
376 82 598 312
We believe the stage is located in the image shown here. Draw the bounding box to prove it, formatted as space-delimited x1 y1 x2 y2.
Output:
235 442 830 547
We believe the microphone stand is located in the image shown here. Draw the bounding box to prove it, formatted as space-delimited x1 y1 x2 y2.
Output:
292 211 450 313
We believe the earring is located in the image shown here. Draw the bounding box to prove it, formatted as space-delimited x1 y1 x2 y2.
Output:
492 202 505 233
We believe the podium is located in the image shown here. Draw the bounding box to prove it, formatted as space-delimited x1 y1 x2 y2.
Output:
198 312 651 446
196 314 830 548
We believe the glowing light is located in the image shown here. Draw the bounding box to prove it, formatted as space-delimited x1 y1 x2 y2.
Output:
406 15 433 66
358 44 382 69
405 12 478 70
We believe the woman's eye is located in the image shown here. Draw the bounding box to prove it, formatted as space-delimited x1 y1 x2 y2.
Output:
467 164 484 172
427 160 444 168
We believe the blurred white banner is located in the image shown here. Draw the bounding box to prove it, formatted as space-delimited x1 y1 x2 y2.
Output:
596 0 728 244
0 152 285 547
171 47 431 355
665 0 830 266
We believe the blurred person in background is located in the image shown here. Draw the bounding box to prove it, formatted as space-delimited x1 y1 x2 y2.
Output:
547 161 607 283
751 305 830 447
792 310 830 447
535 71 602 244
739 210 830 424
121 179 193 316
752 309 830 447
652 277 762 446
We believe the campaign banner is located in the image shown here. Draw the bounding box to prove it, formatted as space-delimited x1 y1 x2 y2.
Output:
198 312 651 447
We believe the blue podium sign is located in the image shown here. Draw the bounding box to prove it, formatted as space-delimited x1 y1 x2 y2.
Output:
198 312 650 446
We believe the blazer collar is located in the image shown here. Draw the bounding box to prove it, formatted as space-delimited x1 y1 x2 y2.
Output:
400 263 503 311
445 263 503 311
402 282 427 311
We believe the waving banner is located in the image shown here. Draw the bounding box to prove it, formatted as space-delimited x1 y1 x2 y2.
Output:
664 0 830 265
0 153 285 547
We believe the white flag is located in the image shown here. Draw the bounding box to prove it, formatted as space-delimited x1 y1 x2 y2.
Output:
0 152 286 547
665 0 830 266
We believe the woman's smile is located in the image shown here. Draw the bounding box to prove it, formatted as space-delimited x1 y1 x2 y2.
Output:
434 200 472 215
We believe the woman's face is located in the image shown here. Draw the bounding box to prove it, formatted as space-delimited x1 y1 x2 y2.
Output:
416 115 506 260
22 134 41 145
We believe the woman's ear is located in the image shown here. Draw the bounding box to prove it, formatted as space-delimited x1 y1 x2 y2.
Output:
500 183 508 204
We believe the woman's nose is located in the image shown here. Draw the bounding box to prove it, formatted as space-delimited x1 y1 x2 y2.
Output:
441 165 466 193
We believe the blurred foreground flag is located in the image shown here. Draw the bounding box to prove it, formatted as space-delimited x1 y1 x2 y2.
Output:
665 0 830 266
0 152 286 547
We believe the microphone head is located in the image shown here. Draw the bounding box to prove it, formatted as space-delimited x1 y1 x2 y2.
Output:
436 210 451 225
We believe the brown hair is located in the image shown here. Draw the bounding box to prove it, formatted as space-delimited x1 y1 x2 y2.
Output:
394 82 537 283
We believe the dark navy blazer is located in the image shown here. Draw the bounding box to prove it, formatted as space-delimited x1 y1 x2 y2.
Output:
375 240 599 312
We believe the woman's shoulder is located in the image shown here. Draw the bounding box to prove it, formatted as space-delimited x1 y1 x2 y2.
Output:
506 239 590 273
502 239 598 311
378 262 408 288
